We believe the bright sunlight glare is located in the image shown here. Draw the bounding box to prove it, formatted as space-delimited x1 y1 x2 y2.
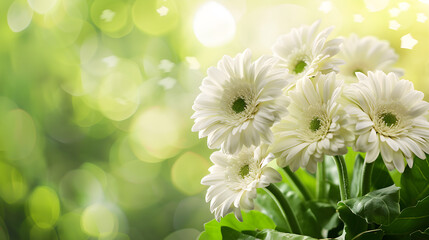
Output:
193 1 236 47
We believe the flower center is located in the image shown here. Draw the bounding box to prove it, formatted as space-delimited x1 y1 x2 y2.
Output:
380 112 398 127
354 69 364 74
232 97 247 113
239 164 250 178
309 117 322 132
294 60 307 74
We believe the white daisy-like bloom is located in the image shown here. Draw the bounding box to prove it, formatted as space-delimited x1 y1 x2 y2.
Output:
338 34 404 82
191 49 289 154
272 73 354 173
201 145 282 221
346 71 429 172
272 20 343 86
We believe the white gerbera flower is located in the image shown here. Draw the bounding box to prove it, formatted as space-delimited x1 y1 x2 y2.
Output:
346 71 429 172
201 145 282 221
272 73 354 173
192 49 289 154
338 34 404 82
272 20 343 85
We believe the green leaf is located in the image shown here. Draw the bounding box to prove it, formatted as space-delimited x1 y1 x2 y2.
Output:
388 170 401 188
220 226 257 240
345 147 360 179
352 229 384 240
341 185 400 225
278 184 322 238
370 155 394 191
256 184 322 238
198 210 276 240
410 228 429 240
256 229 318 240
281 167 316 200
350 154 394 198
255 188 290 232
324 156 341 203
400 156 429 208
350 154 364 198
219 226 321 240
383 195 429 236
0 217 9 240
307 201 340 233
337 201 368 240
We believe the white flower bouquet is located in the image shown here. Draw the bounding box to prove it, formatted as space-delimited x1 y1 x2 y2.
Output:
192 21 429 239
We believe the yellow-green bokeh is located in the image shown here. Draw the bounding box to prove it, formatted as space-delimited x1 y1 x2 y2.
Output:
90 0 131 36
171 152 210 195
81 203 119 238
0 161 28 204
57 212 87 240
0 109 37 160
1 0 429 239
132 0 179 36
28 186 61 229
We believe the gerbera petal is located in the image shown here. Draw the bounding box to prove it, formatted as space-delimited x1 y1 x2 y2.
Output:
346 70 429 172
272 72 353 172
202 146 280 221
193 49 288 154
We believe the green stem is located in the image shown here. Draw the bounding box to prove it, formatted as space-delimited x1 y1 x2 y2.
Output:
333 155 349 201
361 161 374 196
265 184 302 234
316 161 326 200
283 167 312 201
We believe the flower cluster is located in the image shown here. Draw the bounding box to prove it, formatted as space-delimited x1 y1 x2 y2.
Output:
192 21 429 222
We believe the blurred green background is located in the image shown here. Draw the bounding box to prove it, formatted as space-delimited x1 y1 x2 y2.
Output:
0 0 428 239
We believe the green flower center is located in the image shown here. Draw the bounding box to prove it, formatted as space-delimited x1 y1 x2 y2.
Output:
381 112 398 127
309 117 322 132
232 97 247 113
239 164 250 178
354 69 364 74
294 60 307 74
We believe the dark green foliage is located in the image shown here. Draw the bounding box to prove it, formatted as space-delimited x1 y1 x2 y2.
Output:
400 156 429 208
201 155 429 240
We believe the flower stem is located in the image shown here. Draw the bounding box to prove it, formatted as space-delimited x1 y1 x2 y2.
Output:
333 155 349 201
283 167 312 201
361 161 374 196
265 184 302 234
316 161 326 200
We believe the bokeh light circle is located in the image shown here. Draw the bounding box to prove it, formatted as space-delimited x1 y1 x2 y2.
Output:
63 0 88 19
171 152 210 195
90 0 131 35
59 169 104 209
28 186 61 229
44 6 85 47
81 203 119 238
132 0 179 36
193 1 236 47
97 59 142 121
239 4 308 53
130 107 183 160
364 0 389 12
27 0 57 14
0 161 27 204
111 137 161 183
7 1 33 33
57 212 87 240
0 109 37 160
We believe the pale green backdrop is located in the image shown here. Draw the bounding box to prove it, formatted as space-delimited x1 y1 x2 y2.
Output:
0 0 428 239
